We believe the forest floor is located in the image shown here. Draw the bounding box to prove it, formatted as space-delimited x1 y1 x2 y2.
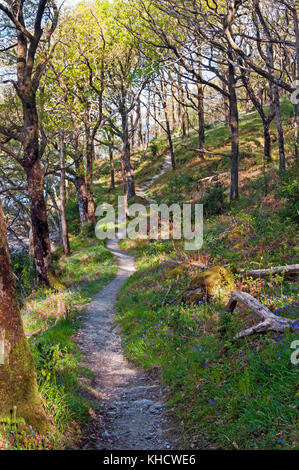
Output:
110 102 298 450
5 102 298 450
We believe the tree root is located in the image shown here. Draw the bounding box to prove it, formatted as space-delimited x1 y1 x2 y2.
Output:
225 291 298 339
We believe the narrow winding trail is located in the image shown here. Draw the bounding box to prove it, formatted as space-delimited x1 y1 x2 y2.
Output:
76 155 179 450
136 154 172 204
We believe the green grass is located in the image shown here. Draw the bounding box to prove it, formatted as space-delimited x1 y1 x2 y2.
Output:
116 239 298 449
6 99 298 450
112 101 299 450
142 101 298 207
2 235 117 450
10 251 36 305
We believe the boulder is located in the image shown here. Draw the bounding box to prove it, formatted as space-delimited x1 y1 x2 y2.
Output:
227 226 246 249
183 266 235 305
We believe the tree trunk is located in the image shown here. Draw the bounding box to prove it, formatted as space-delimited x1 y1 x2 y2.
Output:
146 89 151 144
0 200 46 432
123 136 135 199
85 129 95 225
254 0 285 171
166 119 175 171
74 153 89 226
223 95 230 125
178 72 187 137
19 92 54 286
293 104 299 162
240 67 274 163
153 97 158 138
171 84 177 131
293 5 299 81
293 7 299 162
228 58 239 201
223 80 230 125
245 90 249 113
259 88 264 108
59 133 70 256
197 59 205 159
121 106 135 199
29 225 35 258
25 158 53 286
273 85 285 172
137 101 143 147
130 114 135 150
262 118 272 163
109 145 115 191
162 96 175 170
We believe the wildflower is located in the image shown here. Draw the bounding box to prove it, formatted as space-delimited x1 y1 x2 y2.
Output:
209 400 215 405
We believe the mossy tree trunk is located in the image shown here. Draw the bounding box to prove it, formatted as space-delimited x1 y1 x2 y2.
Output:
24 154 53 286
0 200 46 433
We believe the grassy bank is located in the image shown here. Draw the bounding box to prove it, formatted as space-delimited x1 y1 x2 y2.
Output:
116 238 298 449
3 99 298 450
1 235 117 450
114 103 298 450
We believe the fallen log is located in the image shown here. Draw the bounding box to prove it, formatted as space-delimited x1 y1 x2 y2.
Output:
225 291 298 339
238 264 299 279
26 327 45 338
191 262 207 271
161 259 207 271
161 259 183 269
179 143 231 158
198 169 245 186
198 172 229 184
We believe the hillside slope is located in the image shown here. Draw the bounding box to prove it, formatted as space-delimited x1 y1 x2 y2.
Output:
110 104 298 450
6 104 298 450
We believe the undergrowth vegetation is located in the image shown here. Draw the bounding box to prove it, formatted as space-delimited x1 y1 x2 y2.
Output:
5 100 298 450
116 240 298 450
1 235 117 449
114 103 299 450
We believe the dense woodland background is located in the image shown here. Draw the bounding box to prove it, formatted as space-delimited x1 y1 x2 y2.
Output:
0 0 298 450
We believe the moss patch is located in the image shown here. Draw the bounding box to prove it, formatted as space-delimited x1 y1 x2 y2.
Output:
0 336 47 434
184 266 235 304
